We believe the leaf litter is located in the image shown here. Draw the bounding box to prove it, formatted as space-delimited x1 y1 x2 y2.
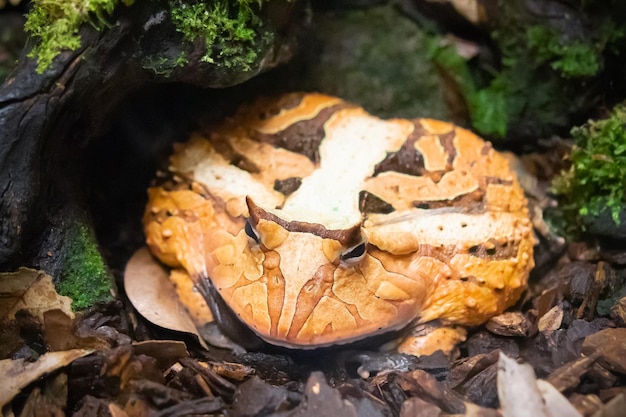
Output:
2 159 626 416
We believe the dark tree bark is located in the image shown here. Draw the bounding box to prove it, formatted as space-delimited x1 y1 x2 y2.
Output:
0 0 304 275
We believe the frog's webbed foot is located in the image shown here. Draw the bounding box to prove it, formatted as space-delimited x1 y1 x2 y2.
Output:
396 321 467 358
348 349 451 379
350 352 419 378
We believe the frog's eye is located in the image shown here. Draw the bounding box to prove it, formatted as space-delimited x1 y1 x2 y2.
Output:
245 220 261 245
339 240 367 267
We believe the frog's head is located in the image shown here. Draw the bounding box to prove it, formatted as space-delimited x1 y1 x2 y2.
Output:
205 196 424 349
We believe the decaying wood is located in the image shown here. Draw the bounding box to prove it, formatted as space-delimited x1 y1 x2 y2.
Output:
0 0 303 275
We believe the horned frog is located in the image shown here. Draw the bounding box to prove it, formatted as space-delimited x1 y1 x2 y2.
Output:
143 93 535 356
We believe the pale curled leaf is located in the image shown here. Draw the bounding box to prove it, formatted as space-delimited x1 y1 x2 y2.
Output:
536 380 583 417
124 247 207 348
0 349 92 408
497 353 548 417
0 268 73 322
497 353 583 417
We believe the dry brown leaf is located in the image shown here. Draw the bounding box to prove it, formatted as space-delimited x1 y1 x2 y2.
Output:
0 268 73 322
124 248 207 349
0 349 92 408
43 309 110 351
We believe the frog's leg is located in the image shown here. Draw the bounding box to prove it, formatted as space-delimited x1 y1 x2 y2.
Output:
170 269 214 325
396 321 467 357
144 188 212 280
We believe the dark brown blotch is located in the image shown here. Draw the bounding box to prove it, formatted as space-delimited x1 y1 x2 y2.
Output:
438 130 457 167
374 122 428 177
210 137 260 174
412 188 485 211
253 104 350 163
359 191 395 214
274 177 303 196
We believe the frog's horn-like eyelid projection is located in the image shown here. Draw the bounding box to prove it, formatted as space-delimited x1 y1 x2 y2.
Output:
246 196 363 247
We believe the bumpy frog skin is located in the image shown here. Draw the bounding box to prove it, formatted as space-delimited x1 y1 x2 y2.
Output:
144 93 535 355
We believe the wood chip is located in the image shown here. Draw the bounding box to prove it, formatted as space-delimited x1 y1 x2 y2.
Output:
399 397 441 417
283 371 358 417
546 352 600 392
592 393 626 417
486 312 533 337
538 303 564 334
132 340 189 370
232 376 290 417
582 328 626 374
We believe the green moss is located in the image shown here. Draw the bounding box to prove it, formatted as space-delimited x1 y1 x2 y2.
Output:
142 51 189 76
169 0 268 70
24 0 134 73
527 25 601 78
174 51 189 67
426 37 509 137
57 222 113 310
425 2 626 139
552 104 626 232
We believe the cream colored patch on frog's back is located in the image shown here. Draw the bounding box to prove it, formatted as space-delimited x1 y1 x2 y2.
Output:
279 108 414 229
171 135 284 217
365 209 526 255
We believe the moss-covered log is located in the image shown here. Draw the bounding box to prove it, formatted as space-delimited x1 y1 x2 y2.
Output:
0 0 303 289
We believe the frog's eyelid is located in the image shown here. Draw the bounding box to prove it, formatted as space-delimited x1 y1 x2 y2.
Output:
245 219 260 244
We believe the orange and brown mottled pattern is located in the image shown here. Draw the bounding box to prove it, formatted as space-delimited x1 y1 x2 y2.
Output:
144 93 535 353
